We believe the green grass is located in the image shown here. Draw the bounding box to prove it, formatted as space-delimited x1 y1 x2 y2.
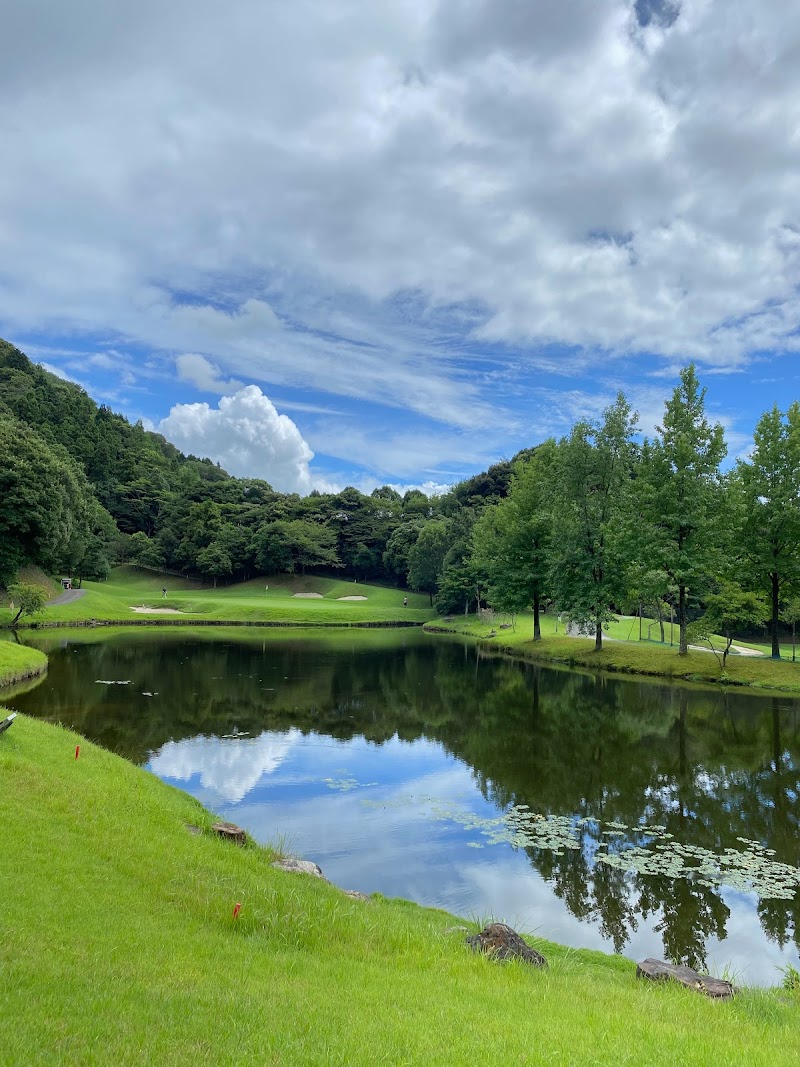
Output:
0 640 47 690
427 612 800 693
1 714 796 1066
2 566 434 629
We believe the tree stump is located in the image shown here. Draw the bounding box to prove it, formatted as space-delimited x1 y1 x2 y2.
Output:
636 958 735 999
212 821 246 845
466 923 548 968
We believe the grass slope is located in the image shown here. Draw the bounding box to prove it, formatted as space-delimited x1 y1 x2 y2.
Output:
0 640 47 690
427 613 800 693
1 715 796 1066
2 567 434 628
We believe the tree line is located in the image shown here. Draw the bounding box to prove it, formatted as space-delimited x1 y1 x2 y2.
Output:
2 337 800 657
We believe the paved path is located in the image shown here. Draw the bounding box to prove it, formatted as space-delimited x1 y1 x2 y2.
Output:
49 588 86 606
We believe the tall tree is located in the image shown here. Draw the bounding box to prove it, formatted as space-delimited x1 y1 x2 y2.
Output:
471 441 556 639
407 519 451 605
735 404 800 658
549 395 637 650
642 365 728 655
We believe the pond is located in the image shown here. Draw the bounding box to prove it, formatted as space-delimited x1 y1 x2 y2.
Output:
8 627 800 985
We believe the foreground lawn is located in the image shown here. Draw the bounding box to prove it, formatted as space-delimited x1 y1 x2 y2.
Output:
2 567 434 628
0 714 796 1066
0 640 47 689
427 613 800 693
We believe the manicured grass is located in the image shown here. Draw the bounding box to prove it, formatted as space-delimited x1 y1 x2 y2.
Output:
0 640 47 690
2 567 434 628
427 613 800 693
1 714 796 1066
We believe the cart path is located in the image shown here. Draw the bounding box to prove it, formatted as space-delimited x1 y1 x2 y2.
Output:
49 588 86 606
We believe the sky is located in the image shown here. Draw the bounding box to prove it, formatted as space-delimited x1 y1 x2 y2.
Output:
2 0 800 494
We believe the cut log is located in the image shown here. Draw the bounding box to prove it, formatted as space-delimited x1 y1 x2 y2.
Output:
466 923 547 968
636 958 735 999
212 821 246 845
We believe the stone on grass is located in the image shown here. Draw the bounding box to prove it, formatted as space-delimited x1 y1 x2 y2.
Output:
212 821 246 845
343 889 370 901
636 958 735 999
466 923 547 968
272 857 327 880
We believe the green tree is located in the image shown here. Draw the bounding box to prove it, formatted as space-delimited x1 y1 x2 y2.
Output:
735 405 800 658
549 395 637 650
689 583 767 672
7 583 47 626
196 542 234 588
471 442 556 639
0 416 94 582
641 365 727 655
407 519 451 606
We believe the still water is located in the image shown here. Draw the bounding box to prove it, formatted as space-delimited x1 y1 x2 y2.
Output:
9 627 800 985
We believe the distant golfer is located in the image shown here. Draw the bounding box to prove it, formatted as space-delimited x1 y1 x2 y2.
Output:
403 596 408 607
162 587 167 599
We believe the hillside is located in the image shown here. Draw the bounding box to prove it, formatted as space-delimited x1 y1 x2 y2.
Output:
1 713 796 1066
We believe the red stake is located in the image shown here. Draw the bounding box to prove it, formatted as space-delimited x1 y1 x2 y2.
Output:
75 745 81 760
233 902 242 919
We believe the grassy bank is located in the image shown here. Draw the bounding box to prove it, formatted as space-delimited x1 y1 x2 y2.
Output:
426 614 800 694
0 640 47 690
1 714 796 1066
2 567 434 629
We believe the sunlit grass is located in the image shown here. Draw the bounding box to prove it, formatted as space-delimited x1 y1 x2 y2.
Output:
1 713 796 1066
2 566 434 628
0 641 47 689
429 612 800 693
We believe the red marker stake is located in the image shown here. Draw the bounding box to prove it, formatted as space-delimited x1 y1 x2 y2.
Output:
233 902 242 919
75 745 81 760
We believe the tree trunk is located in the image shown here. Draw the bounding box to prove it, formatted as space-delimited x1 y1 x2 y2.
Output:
429 591 433 607
770 571 781 659
532 591 541 641
678 585 688 655
639 602 642 642
595 619 603 651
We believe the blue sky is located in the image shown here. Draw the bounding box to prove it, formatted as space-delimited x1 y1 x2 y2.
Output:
2 0 799 493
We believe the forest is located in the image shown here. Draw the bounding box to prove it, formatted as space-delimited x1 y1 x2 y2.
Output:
2 337 800 658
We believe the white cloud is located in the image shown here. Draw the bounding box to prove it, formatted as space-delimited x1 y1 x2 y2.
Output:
149 729 299 804
2 0 800 453
158 385 325 492
176 352 243 394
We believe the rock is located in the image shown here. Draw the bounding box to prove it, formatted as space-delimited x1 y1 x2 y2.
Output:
212 821 247 845
272 858 327 880
636 958 735 999
343 889 370 901
466 923 547 968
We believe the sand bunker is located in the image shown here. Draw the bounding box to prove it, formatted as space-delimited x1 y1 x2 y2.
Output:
292 592 324 598
337 595 368 601
130 606 185 615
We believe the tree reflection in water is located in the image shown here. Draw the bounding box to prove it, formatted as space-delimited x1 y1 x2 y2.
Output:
12 629 800 969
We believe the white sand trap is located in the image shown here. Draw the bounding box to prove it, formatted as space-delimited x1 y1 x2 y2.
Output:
292 592 324 598
130 606 185 614
337 595 368 601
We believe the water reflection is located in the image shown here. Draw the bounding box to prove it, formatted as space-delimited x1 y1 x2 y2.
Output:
10 628 800 982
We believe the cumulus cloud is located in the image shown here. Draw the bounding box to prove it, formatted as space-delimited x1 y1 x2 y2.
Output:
159 385 323 492
2 0 800 466
149 730 299 804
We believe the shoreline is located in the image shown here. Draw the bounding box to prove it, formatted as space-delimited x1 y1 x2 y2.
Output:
424 619 800 696
0 643 48 691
